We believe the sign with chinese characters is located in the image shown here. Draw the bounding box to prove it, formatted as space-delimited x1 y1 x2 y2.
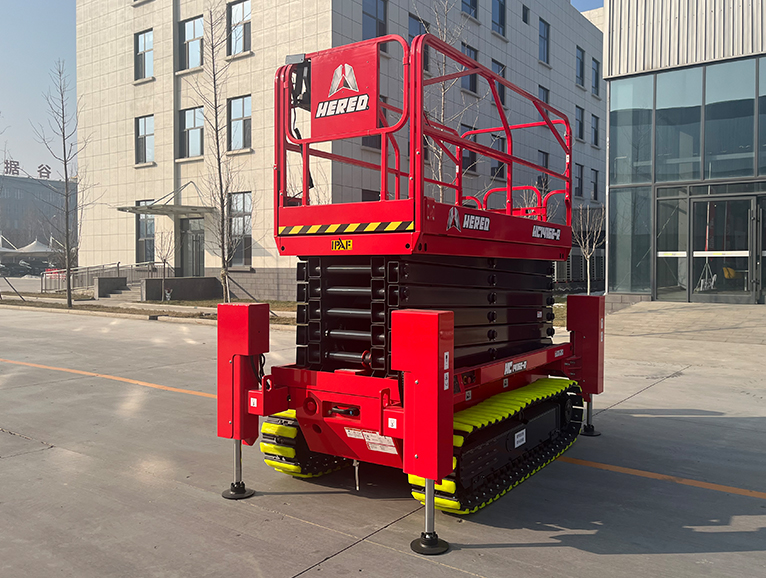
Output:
2 160 54 180
4 159 19 175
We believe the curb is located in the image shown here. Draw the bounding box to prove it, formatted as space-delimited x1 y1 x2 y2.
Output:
0 303 297 331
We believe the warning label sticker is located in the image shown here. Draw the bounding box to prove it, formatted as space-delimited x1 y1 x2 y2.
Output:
344 428 364 440
344 428 398 454
362 431 398 455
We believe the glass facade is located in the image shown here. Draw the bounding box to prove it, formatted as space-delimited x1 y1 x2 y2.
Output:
608 187 651 293
760 58 766 175
705 59 755 179
655 67 701 182
609 55 766 302
610 75 653 185
655 197 688 301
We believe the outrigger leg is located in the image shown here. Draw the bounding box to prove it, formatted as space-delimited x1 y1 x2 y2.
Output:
411 479 449 555
222 439 256 499
581 396 601 437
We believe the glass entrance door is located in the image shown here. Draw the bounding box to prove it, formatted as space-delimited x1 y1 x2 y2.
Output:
180 218 204 277
691 198 756 303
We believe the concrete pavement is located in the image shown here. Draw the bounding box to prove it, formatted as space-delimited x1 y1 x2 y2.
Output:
1 304 765 577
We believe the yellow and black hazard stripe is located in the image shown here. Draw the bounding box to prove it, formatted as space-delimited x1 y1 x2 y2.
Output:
278 221 414 236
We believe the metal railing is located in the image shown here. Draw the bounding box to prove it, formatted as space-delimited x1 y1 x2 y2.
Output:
41 261 175 293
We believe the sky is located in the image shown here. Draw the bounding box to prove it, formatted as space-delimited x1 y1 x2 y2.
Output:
0 1 76 179
0 1 601 178
572 0 604 10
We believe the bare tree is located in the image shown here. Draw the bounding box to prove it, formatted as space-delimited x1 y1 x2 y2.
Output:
414 1 488 202
184 1 248 303
571 204 606 295
154 229 175 300
32 60 84 308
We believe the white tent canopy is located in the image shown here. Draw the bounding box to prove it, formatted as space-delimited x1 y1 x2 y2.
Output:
16 240 56 257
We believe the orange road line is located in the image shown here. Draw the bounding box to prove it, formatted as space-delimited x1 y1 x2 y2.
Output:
559 456 766 501
0 358 216 399
4 356 764 501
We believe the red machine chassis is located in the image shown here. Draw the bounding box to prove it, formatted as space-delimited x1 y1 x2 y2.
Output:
218 296 604 481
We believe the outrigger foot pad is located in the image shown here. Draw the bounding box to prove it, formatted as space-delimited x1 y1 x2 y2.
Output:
222 481 256 500
411 532 449 555
581 424 601 437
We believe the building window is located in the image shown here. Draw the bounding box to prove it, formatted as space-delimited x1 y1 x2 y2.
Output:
575 106 584 140
576 46 585 86
590 169 599 200
181 16 203 69
228 95 251 150
592 58 600 95
492 0 506 36
461 43 478 93
461 124 477 173
408 14 429 71
135 29 153 80
591 114 599 146
228 0 251 55
492 60 506 105
229 192 252 267
361 189 379 202
180 107 204 158
610 75 653 184
135 115 154 164
656 67 702 182
462 0 477 19
362 95 386 149
705 59 756 179
522 5 530 24
759 58 766 175
608 187 651 293
538 19 549 64
363 0 387 50
537 150 549 190
538 85 549 104
574 163 584 197
491 136 506 180
136 200 155 263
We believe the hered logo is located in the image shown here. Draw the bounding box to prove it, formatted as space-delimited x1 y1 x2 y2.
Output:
329 64 359 96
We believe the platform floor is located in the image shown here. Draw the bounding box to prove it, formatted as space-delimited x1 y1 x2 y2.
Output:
1 304 765 578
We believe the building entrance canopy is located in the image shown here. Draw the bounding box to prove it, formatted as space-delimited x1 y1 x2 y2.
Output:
117 204 212 218
116 182 213 219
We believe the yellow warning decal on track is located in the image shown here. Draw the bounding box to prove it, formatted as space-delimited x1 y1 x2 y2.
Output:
279 221 414 236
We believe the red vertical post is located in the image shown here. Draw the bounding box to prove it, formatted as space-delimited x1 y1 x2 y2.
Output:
391 309 454 482
217 303 270 445
566 295 605 400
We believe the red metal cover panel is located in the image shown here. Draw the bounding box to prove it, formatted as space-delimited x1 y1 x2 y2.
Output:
217 303 269 442
311 44 379 140
566 295 605 397
391 310 454 481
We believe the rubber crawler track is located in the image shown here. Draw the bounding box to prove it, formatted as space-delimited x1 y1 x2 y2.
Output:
259 410 350 478
409 378 583 514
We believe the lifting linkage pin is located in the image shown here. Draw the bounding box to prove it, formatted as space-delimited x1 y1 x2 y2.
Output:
222 439 256 499
410 479 449 555
581 397 601 437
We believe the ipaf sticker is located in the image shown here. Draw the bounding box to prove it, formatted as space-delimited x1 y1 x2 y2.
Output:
331 238 353 251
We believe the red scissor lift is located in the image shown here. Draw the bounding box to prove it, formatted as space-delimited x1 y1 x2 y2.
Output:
218 34 604 554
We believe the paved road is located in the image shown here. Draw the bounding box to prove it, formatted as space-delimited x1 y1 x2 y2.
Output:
1 306 765 578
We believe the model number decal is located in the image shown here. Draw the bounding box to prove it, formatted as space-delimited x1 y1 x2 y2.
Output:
331 239 353 251
514 429 526 448
504 360 528 375
532 225 561 241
